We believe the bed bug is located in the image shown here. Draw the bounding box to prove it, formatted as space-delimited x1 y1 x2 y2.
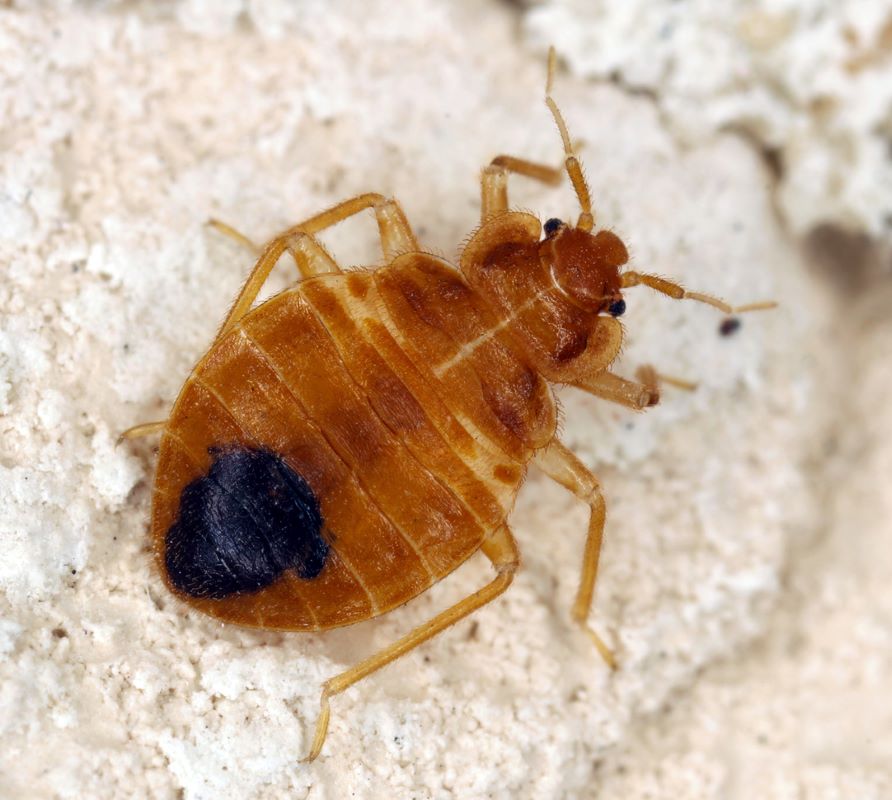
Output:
123 50 774 761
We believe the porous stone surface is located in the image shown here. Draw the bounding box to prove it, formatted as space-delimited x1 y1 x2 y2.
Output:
525 0 892 243
589 284 892 800
0 1 880 798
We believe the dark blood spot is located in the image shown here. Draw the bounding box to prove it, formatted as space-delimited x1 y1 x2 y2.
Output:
544 218 563 237
165 447 328 599
719 317 742 337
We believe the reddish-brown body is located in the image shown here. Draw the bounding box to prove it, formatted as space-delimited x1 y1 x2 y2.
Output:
130 50 772 760
152 212 622 630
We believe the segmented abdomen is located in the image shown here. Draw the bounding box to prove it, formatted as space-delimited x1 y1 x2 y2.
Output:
152 253 552 631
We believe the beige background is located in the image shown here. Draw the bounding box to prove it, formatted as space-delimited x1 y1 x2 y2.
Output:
1 1 889 798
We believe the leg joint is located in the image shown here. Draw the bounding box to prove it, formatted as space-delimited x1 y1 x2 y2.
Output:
481 525 521 574
576 475 603 508
494 556 520 577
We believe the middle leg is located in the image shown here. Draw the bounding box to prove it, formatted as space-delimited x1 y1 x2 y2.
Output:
216 194 419 341
303 524 520 761
533 438 616 668
480 155 564 222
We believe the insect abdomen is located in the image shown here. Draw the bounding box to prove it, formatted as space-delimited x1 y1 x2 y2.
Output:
153 246 560 631
154 279 511 630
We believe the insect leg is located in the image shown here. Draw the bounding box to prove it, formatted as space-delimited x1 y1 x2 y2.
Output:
217 194 418 340
283 233 341 277
481 157 563 222
208 220 340 280
303 524 520 762
279 195 418 263
634 365 698 394
481 50 594 226
532 439 615 668
572 370 660 410
209 200 417 266
206 219 261 253
371 199 418 261
573 366 698 410
118 420 167 442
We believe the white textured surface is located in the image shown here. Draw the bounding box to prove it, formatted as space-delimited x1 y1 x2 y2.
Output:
592 288 892 800
0 1 880 798
525 0 892 242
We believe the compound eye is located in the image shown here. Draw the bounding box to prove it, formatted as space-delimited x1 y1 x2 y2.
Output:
543 218 563 238
608 299 626 317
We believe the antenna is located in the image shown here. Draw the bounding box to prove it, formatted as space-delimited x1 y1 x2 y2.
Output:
545 47 594 232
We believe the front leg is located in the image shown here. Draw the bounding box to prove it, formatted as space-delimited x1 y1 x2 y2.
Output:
573 365 697 411
533 439 616 668
572 369 659 410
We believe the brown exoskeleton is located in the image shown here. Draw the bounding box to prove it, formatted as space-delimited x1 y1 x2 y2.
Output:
123 49 773 761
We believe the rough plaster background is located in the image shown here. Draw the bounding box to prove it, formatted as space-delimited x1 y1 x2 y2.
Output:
526 0 892 243
0 1 887 798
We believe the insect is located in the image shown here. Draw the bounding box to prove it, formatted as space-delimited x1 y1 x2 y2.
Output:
123 50 773 761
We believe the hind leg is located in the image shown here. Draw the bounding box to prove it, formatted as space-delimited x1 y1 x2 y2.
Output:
119 225 341 442
211 196 417 267
573 370 659 410
304 524 520 761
